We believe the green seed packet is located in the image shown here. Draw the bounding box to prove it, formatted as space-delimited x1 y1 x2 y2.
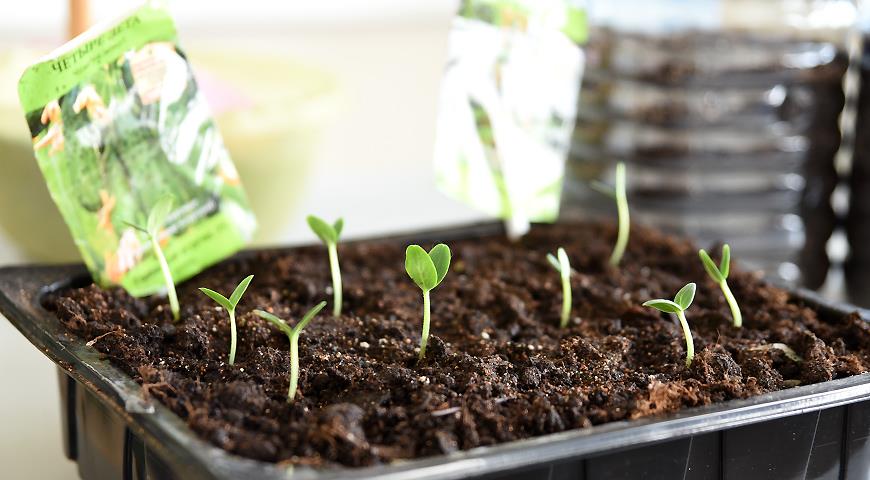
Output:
434 0 586 237
17 3 256 297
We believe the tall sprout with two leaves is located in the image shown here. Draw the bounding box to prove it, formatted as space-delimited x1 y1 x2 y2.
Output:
405 244 451 361
547 248 572 328
199 275 254 365
591 162 630 266
126 198 179 321
643 283 697 367
307 215 344 317
255 301 327 402
699 244 742 328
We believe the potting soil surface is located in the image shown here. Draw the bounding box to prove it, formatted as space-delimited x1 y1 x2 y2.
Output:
47 222 870 466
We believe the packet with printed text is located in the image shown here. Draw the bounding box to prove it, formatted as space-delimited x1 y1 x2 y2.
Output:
18 3 256 296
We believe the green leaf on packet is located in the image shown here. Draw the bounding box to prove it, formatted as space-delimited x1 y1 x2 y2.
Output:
17 3 256 296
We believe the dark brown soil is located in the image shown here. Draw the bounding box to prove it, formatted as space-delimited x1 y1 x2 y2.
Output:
46 221 870 467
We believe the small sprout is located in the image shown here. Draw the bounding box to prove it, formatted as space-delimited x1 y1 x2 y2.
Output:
307 215 344 317
643 283 696 367
127 198 179 322
592 163 630 266
699 244 743 328
255 301 327 402
405 243 451 361
749 343 803 363
546 248 572 328
610 162 630 267
199 275 254 365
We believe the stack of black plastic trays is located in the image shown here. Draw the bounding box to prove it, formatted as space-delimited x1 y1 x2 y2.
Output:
562 15 851 287
847 31 870 307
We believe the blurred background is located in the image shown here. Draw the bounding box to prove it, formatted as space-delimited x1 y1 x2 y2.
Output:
1 0 870 478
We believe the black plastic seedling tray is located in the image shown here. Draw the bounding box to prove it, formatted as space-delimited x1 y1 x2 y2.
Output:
1 224 869 480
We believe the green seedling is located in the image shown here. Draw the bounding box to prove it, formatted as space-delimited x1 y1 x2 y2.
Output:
643 283 697 367
255 301 327 402
546 247 572 328
591 163 630 266
307 215 344 317
610 162 630 266
699 244 742 328
126 198 179 321
199 275 254 365
405 243 451 361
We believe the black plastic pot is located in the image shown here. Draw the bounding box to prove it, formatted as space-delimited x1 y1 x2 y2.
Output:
1 224 869 480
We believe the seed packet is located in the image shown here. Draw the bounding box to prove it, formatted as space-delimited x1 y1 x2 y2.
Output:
433 0 586 237
17 3 256 296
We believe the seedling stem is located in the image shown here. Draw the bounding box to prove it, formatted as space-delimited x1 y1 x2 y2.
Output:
256 301 326 402
547 248 572 328
421 290 431 358
610 162 630 267
126 198 179 321
721 281 741 327
152 234 179 321
676 309 694 365
328 243 342 317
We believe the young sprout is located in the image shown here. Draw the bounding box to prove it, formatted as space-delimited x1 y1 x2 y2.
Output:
199 275 254 365
255 301 327 402
405 243 451 361
307 215 344 317
643 283 697 367
127 198 179 321
590 162 630 266
699 244 742 328
546 247 572 328
610 162 630 267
